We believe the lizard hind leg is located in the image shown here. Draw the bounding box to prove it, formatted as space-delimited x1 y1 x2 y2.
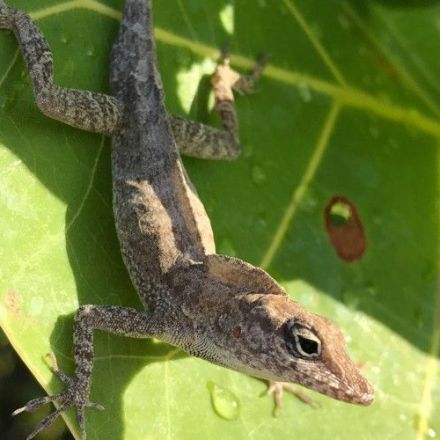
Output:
0 3 121 135
170 51 268 160
207 48 268 155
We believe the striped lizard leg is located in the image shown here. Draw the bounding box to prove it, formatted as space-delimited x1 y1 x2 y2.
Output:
170 52 268 160
0 2 120 135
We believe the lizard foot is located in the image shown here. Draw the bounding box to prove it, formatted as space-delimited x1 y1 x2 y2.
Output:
211 48 269 101
13 353 103 440
232 54 269 95
265 380 320 417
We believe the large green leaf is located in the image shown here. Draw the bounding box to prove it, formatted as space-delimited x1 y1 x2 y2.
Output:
1 0 439 438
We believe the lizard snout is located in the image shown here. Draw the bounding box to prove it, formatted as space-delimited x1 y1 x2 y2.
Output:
350 376 374 406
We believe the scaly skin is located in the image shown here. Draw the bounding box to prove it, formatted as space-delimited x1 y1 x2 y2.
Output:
0 1 373 438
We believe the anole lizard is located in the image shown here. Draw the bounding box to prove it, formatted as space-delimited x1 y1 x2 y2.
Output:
0 1 374 438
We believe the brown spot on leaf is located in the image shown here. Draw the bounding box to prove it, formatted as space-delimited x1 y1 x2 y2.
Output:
4 290 23 317
324 196 366 262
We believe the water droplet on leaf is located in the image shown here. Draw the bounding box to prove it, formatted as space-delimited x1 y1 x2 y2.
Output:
363 282 377 297
298 82 312 102
337 14 351 30
301 188 318 213
255 212 267 231
427 428 437 438
388 138 399 150
0 96 7 110
342 289 360 309
310 22 322 39
218 238 236 256
208 382 240 420
251 165 267 185
414 414 437 438
369 125 379 139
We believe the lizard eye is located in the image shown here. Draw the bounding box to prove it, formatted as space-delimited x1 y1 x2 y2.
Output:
285 321 321 359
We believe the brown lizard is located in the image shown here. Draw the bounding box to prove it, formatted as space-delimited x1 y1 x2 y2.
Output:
0 1 374 438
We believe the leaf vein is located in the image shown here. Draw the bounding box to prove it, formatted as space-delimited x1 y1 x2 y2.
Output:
340 1 440 118
259 101 341 269
282 0 347 86
27 1 440 139
65 136 105 232
416 304 440 439
0 48 19 91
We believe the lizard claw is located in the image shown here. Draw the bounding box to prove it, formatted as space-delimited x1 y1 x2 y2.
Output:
264 381 321 417
12 393 62 415
23 403 69 440
232 53 269 95
219 42 231 63
14 353 104 440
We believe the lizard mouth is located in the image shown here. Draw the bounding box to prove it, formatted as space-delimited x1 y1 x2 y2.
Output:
314 375 374 405
294 364 374 406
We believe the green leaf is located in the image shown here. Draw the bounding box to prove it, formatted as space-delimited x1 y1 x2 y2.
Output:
1 0 439 439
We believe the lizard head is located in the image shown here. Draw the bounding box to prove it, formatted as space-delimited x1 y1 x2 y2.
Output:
201 255 374 406
225 293 374 406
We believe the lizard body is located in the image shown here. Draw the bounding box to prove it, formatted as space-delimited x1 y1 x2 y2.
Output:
0 1 374 438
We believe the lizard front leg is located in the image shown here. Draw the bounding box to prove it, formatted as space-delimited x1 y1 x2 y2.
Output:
170 52 268 160
0 2 120 135
266 381 320 416
13 305 161 440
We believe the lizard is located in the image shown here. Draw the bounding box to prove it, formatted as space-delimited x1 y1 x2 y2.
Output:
0 0 374 438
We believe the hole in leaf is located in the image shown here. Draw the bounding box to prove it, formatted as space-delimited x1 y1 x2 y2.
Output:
328 200 352 227
324 196 366 262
